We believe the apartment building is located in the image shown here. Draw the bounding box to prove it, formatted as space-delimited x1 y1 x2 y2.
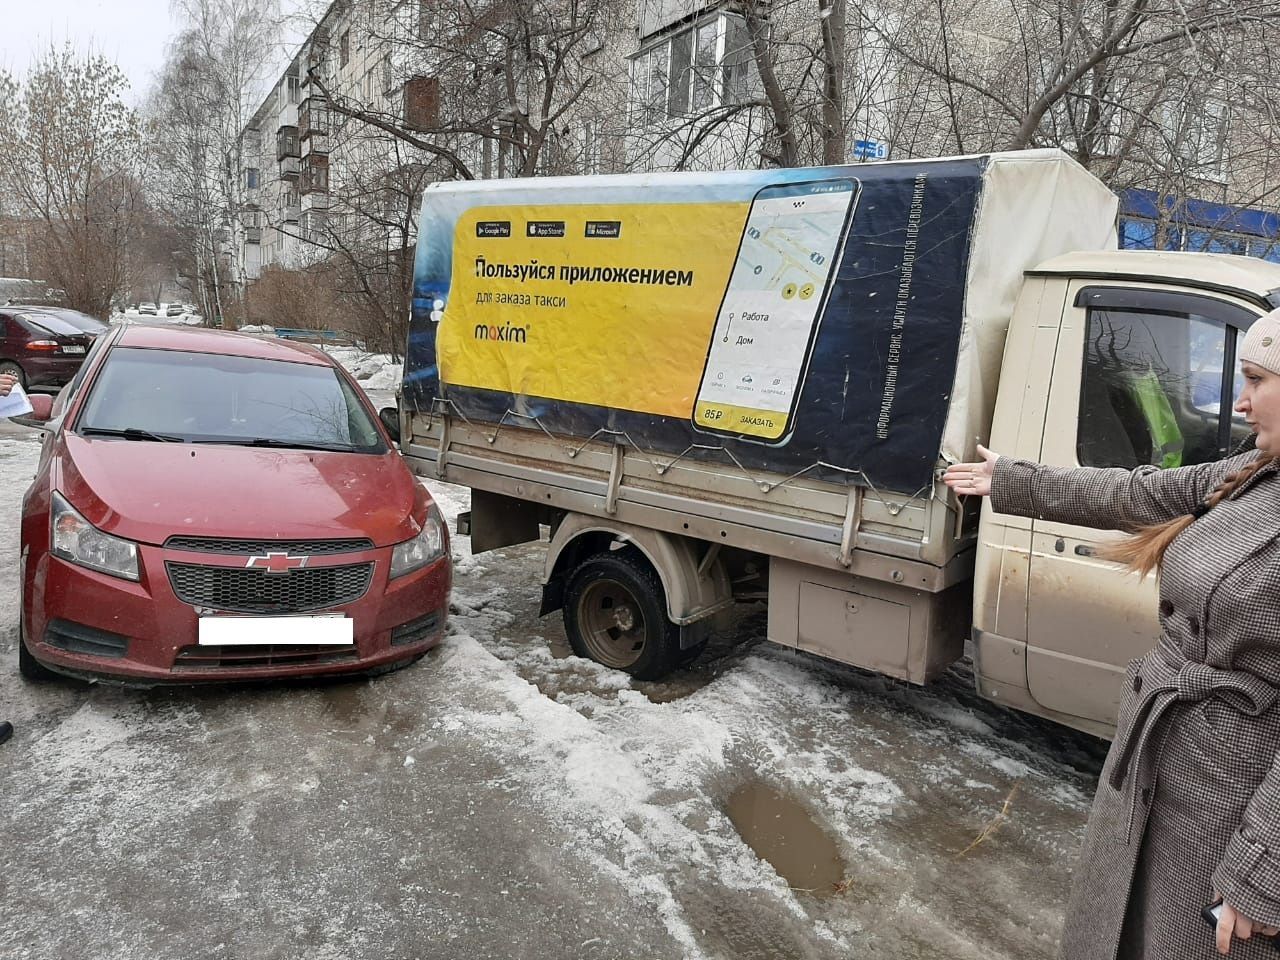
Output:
235 0 634 291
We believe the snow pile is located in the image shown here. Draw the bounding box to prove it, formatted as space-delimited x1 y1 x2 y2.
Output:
237 324 276 335
112 308 203 325
324 345 402 391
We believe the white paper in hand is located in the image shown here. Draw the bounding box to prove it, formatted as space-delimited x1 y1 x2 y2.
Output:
0 383 35 419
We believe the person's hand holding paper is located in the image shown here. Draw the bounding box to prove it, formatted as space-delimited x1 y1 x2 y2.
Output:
0 373 33 418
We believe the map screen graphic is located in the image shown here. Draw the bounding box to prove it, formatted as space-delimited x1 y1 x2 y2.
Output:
694 179 857 442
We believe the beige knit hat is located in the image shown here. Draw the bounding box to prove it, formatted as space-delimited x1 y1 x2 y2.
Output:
1239 307 1280 375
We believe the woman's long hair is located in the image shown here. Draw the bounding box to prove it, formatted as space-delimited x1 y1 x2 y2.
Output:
1100 454 1276 576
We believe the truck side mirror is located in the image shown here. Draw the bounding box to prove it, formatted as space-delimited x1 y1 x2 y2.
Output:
378 406 401 443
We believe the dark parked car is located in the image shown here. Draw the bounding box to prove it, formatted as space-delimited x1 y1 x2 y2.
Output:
0 309 95 389
17 323 451 685
8 305 109 337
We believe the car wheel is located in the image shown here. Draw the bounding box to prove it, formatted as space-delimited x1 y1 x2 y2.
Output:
18 623 59 683
563 549 679 680
0 361 25 390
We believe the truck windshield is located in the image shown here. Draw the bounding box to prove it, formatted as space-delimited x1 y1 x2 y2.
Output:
76 347 385 452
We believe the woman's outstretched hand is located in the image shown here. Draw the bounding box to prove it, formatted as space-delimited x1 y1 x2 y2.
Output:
942 444 1000 498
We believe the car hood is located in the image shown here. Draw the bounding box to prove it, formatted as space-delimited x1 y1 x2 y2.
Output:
58 435 428 548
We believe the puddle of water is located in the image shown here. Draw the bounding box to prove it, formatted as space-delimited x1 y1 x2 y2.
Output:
320 685 423 748
725 780 847 896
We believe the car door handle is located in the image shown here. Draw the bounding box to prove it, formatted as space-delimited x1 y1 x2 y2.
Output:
1074 544 1095 557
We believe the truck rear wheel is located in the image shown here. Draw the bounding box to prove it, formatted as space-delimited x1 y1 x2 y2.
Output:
564 550 680 680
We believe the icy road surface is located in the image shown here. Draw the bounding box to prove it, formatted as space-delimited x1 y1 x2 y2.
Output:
0 389 1105 960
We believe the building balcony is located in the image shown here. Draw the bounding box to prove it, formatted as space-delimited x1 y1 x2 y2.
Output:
279 203 300 224
276 124 300 160
279 155 301 179
299 97 330 139
301 190 330 211
302 132 330 157
300 155 329 196
244 226 262 244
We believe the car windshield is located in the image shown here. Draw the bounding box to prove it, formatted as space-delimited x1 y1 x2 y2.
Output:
17 312 84 337
76 347 385 452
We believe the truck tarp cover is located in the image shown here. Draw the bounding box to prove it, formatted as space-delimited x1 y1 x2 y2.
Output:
405 150 1117 492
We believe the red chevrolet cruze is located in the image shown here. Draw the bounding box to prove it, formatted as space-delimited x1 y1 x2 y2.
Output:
17 324 450 684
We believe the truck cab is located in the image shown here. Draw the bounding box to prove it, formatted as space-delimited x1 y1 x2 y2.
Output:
975 251 1280 737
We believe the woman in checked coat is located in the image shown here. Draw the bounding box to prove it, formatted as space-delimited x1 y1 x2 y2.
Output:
945 309 1280 958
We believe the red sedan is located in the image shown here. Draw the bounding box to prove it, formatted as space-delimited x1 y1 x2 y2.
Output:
17 324 450 684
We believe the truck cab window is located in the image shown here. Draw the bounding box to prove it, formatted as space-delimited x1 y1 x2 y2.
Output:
1078 308 1231 469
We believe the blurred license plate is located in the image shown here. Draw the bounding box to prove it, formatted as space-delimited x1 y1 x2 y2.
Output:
62 346 86 355
198 615 353 646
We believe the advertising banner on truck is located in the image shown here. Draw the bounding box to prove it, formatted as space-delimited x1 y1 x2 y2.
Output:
404 153 1117 492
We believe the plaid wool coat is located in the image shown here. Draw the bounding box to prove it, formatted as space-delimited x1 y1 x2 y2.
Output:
991 451 1280 960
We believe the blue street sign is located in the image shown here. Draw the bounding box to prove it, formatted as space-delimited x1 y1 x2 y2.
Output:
853 139 888 161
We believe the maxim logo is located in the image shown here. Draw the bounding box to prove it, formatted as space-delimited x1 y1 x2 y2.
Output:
474 322 528 343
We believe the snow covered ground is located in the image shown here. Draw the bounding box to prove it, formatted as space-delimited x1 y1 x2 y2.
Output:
0 347 1107 959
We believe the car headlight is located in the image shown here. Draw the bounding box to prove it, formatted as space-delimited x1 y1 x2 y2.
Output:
51 491 139 581
390 506 445 579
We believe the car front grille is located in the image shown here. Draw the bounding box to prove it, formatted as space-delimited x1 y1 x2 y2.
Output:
171 644 360 671
164 536 373 555
166 562 373 613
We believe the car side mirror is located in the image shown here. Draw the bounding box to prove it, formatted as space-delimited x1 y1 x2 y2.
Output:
378 406 401 443
29 394 53 420
12 393 54 431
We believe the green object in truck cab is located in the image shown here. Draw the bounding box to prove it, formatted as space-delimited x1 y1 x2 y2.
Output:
1129 366 1184 468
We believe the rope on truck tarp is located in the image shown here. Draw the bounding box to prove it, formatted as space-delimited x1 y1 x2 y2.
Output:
422 398 936 516
417 396 474 428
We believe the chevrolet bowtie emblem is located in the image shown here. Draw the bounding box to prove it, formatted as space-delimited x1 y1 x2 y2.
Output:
246 552 309 574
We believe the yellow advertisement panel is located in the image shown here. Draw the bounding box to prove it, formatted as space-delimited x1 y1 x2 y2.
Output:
438 202 746 419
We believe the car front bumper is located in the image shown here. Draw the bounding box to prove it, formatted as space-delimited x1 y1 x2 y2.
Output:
24 543 451 684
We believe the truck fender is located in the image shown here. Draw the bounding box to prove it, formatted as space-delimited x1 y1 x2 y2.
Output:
541 514 733 627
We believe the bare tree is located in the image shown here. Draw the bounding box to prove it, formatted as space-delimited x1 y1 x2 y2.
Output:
0 47 147 318
149 0 282 323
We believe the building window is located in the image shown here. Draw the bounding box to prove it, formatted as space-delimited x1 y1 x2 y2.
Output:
340 30 350 68
287 75 301 104
1164 95 1229 182
1250 238 1280 263
1119 217 1156 250
1120 214 1278 263
582 120 601 175
631 13 753 127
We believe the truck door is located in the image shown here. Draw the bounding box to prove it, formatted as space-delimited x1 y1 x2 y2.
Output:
1026 283 1256 727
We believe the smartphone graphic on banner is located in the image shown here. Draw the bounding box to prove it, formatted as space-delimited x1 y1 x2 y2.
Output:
692 178 858 444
